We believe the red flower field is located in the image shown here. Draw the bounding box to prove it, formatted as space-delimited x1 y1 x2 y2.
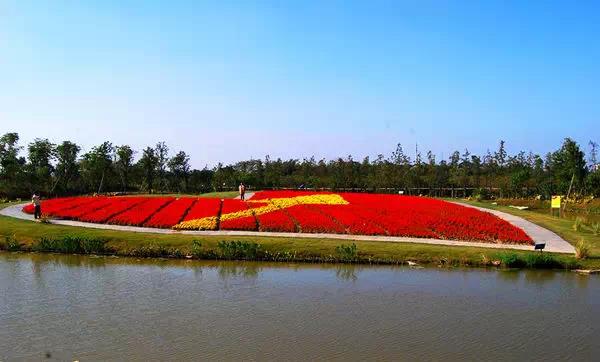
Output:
22 191 533 244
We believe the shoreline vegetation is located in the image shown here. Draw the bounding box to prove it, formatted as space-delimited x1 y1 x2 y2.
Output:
1 199 597 271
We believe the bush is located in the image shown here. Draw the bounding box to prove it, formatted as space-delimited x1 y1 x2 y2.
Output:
217 240 262 260
496 252 525 268
128 244 183 258
592 223 600 236
191 240 203 257
1 235 21 251
573 217 584 232
523 253 562 269
575 239 590 260
34 235 111 254
495 251 565 269
335 243 358 262
473 188 491 201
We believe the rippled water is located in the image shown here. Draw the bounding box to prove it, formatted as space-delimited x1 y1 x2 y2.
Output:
0 253 598 361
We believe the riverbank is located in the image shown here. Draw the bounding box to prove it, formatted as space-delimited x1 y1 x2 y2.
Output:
0 201 585 270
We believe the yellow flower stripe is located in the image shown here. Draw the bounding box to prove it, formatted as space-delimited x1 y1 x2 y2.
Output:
174 216 218 230
173 194 348 230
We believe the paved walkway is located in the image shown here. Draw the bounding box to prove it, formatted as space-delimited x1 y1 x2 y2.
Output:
235 192 255 200
0 201 575 254
450 201 575 254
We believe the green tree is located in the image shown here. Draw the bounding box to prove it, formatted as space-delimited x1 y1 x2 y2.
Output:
548 138 587 194
115 145 135 192
54 141 81 194
81 142 114 193
168 151 191 192
155 141 169 192
26 138 56 194
0 132 25 198
138 147 158 192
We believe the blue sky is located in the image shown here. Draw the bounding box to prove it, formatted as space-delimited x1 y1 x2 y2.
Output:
1 1 598 167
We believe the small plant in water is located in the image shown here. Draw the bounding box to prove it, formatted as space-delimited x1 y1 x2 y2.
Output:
572 217 584 232
335 243 358 262
575 239 590 260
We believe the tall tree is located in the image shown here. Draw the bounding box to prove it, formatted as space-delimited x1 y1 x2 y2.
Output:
27 138 56 194
168 151 191 192
155 141 169 192
54 141 81 194
115 145 135 192
0 133 25 198
549 138 587 194
138 147 158 192
81 142 114 193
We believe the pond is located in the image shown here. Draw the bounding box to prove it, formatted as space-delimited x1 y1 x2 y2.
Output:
0 253 598 361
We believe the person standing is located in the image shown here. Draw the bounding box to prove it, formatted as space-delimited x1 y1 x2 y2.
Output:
239 183 246 201
32 191 42 219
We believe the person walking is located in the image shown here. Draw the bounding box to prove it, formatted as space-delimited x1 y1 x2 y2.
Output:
32 191 42 220
239 183 246 201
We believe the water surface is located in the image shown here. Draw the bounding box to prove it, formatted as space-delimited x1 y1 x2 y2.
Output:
0 253 598 361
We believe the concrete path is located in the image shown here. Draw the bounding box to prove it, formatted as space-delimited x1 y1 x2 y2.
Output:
0 201 575 254
235 192 255 200
450 201 575 254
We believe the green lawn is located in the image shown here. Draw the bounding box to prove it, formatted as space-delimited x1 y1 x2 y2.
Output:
455 199 600 269
0 200 586 269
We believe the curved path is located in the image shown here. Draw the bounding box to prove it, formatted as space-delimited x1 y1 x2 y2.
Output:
0 201 575 254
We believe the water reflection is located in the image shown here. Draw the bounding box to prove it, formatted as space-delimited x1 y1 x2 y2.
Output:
216 262 260 280
335 264 359 281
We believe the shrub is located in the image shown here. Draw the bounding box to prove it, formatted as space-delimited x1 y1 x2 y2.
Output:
263 250 298 262
592 223 600 236
523 253 562 269
1 235 21 251
191 240 203 257
217 240 262 260
127 244 183 258
473 188 491 201
495 252 526 268
335 243 358 262
495 252 566 269
575 239 590 260
573 217 584 232
34 235 111 254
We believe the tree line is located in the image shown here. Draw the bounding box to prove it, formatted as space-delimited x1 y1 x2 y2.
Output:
1 132 599 199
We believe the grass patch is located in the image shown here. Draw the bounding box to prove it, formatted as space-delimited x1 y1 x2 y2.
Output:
494 251 575 269
34 235 112 254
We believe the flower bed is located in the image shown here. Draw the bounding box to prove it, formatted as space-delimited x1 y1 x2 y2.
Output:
19 192 533 244
144 197 196 228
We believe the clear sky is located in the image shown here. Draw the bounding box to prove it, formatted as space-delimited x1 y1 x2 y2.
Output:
1 0 598 167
